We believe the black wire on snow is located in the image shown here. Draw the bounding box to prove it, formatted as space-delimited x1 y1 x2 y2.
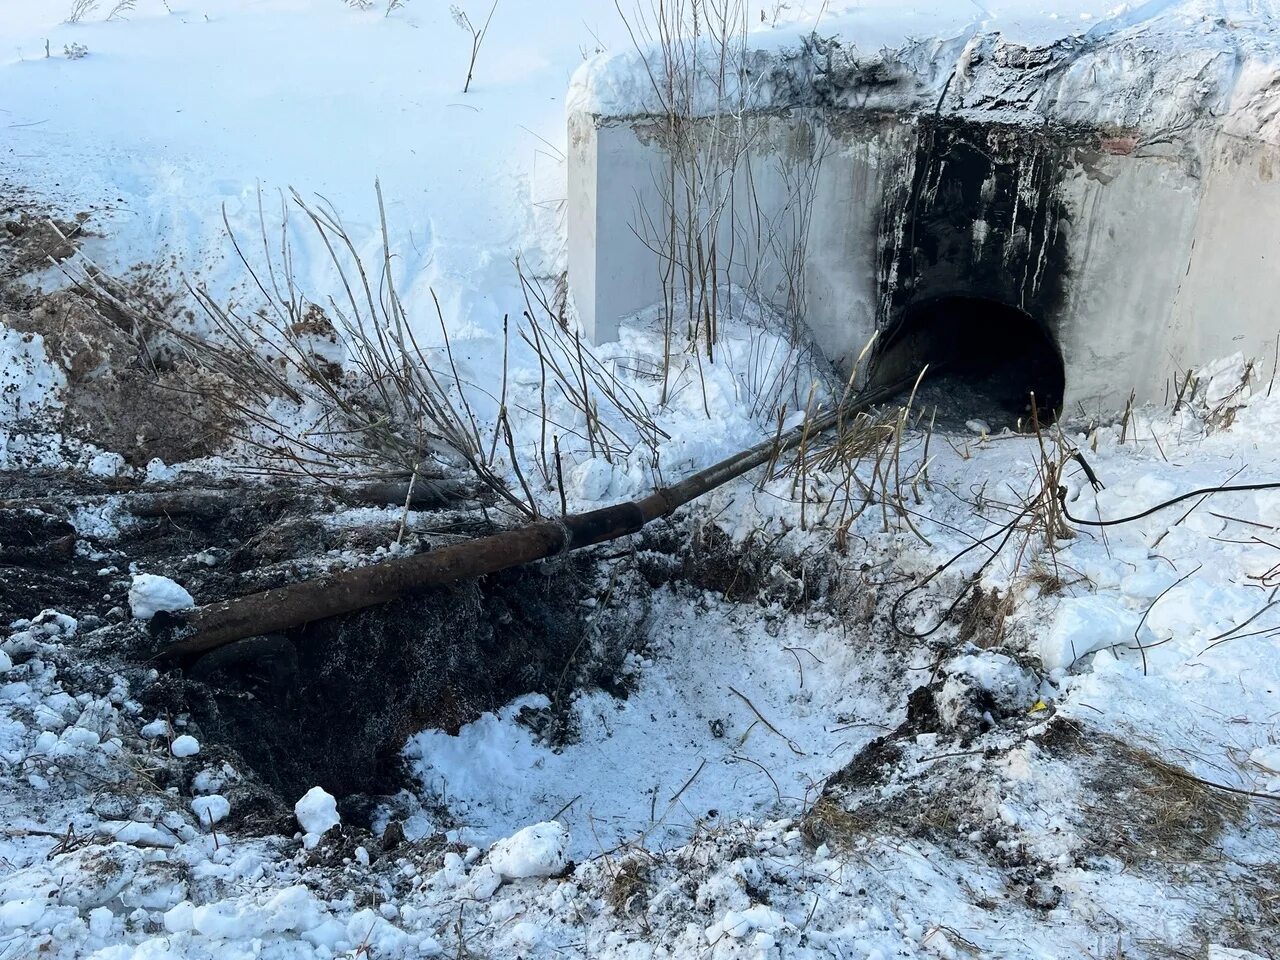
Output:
1056 478 1280 527
889 504 1036 640
889 450 1280 641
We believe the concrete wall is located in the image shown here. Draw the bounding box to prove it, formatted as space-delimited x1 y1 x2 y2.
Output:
568 108 1280 414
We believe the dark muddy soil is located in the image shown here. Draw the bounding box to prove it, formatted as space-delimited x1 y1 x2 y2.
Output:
0 470 648 831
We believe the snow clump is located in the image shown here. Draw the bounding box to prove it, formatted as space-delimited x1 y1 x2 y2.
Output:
489 821 570 879
129 574 195 620
191 794 230 825
295 787 340 847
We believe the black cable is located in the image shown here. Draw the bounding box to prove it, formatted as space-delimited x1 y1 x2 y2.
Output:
1057 480 1280 527
889 502 1036 639
892 466 1280 641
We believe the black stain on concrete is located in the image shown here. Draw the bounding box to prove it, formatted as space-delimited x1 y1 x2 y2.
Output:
870 117 1076 419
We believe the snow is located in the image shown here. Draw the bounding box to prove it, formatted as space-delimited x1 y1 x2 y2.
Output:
190 794 230 826
294 786 340 835
1040 593 1144 672
87 452 126 478
488 822 570 880
569 0 1280 144
127 574 195 621
707 903 787 942
140 718 169 739
1253 747 1280 773
403 590 899 857
1 0 1279 958
0 326 64 466
0 0 634 353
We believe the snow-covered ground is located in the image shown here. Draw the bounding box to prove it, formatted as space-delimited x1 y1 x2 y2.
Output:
3 1 1280 958
4 374 1280 958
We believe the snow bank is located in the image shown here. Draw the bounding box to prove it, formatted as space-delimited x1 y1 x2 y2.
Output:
1040 595 1143 673
570 0 1280 144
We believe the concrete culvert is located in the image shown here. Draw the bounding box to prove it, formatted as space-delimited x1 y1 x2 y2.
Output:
869 295 1066 428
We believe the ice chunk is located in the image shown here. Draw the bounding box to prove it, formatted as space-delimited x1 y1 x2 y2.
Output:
0 897 48 930
88 452 126 478
88 906 113 937
54 844 143 910
569 459 613 501
145 458 178 482
295 786 340 835
164 901 196 934
466 863 503 901
707 904 787 941
489 821 569 880
170 735 200 758
129 574 195 621
1040 595 1140 672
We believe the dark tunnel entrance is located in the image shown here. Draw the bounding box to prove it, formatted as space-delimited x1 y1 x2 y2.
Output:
868 296 1066 429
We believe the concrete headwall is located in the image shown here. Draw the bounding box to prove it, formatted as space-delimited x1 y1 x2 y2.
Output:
569 107 1280 414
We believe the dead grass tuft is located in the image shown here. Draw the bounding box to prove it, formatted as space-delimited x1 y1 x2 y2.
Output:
800 795 874 848
954 585 1015 649
1048 724 1249 869
605 851 654 916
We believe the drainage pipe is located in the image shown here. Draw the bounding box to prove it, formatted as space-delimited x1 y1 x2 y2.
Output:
157 380 907 662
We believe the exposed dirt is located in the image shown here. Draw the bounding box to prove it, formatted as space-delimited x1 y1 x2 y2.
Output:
803 677 1280 957
1 470 652 833
1 209 239 467
0 210 87 273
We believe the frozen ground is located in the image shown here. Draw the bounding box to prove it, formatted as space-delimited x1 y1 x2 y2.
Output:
2 1 1280 958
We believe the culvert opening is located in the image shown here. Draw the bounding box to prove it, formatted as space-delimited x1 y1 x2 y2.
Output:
869 296 1066 428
